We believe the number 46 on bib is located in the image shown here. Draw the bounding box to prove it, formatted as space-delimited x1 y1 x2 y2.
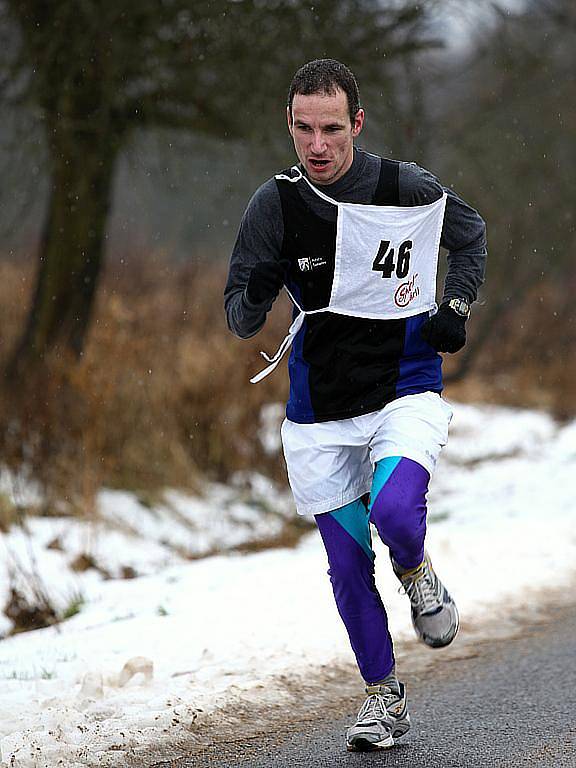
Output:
372 240 413 279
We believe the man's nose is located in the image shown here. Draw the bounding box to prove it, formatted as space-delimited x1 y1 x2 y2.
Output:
310 131 327 154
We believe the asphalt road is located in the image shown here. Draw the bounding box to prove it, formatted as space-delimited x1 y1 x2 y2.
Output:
153 603 576 768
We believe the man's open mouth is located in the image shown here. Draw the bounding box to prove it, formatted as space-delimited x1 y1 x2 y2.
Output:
309 158 331 170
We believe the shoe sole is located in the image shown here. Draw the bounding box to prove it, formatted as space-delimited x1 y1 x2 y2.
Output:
347 736 394 752
346 720 410 751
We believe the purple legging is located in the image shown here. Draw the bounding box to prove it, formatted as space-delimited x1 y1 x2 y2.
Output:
314 456 430 683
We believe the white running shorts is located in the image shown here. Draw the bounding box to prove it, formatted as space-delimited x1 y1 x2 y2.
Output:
281 392 453 516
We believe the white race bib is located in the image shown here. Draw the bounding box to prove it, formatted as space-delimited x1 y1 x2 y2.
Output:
330 194 445 319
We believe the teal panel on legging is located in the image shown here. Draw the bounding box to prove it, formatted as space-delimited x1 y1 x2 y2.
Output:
330 499 374 562
369 456 402 511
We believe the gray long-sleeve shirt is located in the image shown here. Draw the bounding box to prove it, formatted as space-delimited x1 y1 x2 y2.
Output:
225 147 486 339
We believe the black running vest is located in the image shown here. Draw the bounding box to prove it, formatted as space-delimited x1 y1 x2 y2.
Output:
275 158 441 424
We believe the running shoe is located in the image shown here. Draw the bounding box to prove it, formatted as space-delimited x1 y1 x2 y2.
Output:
346 680 410 752
392 551 459 648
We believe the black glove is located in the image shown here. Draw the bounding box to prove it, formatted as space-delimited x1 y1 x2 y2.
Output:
244 260 289 307
420 302 467 353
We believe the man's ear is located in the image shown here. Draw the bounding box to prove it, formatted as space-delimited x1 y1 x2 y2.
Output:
352 108 365 138
286 106 293 135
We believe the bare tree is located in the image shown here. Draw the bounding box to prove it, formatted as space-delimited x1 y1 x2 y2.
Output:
0 0 438 372
433 0 576 380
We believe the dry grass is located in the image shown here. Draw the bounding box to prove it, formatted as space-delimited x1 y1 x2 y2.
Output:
0 253 292 513
444 281 576 419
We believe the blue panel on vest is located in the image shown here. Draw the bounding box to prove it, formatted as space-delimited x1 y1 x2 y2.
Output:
397 313 443 397
286 315 314 422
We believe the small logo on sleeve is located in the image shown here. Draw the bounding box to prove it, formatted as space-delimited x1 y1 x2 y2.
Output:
394 273 420 307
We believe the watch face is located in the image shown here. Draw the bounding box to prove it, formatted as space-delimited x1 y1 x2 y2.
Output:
450 298 470 317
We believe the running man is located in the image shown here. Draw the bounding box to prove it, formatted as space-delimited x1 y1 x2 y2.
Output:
224 59 486 751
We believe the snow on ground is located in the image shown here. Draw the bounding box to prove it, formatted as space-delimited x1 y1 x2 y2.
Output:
0 401 575 766
0 471 297 640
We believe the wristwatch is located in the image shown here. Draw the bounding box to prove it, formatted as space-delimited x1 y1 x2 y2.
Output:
446 298 471 319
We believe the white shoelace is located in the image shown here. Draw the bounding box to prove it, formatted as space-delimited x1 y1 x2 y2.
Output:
401 567 442 613
357 690 396 724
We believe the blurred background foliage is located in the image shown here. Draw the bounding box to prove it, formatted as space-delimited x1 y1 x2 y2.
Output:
0 0 573 509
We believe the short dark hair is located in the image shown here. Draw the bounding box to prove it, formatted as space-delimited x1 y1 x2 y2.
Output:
287 59 361 124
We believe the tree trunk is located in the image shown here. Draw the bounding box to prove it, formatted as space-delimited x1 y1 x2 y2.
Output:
10 123 119 372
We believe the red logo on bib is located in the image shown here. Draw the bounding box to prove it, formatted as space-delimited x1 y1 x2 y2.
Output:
394 273 420 307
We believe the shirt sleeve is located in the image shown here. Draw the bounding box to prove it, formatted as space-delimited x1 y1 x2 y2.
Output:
398 162 487 305
224 178 284 339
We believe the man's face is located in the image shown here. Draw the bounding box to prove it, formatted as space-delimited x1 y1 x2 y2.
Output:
287 88 364 185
